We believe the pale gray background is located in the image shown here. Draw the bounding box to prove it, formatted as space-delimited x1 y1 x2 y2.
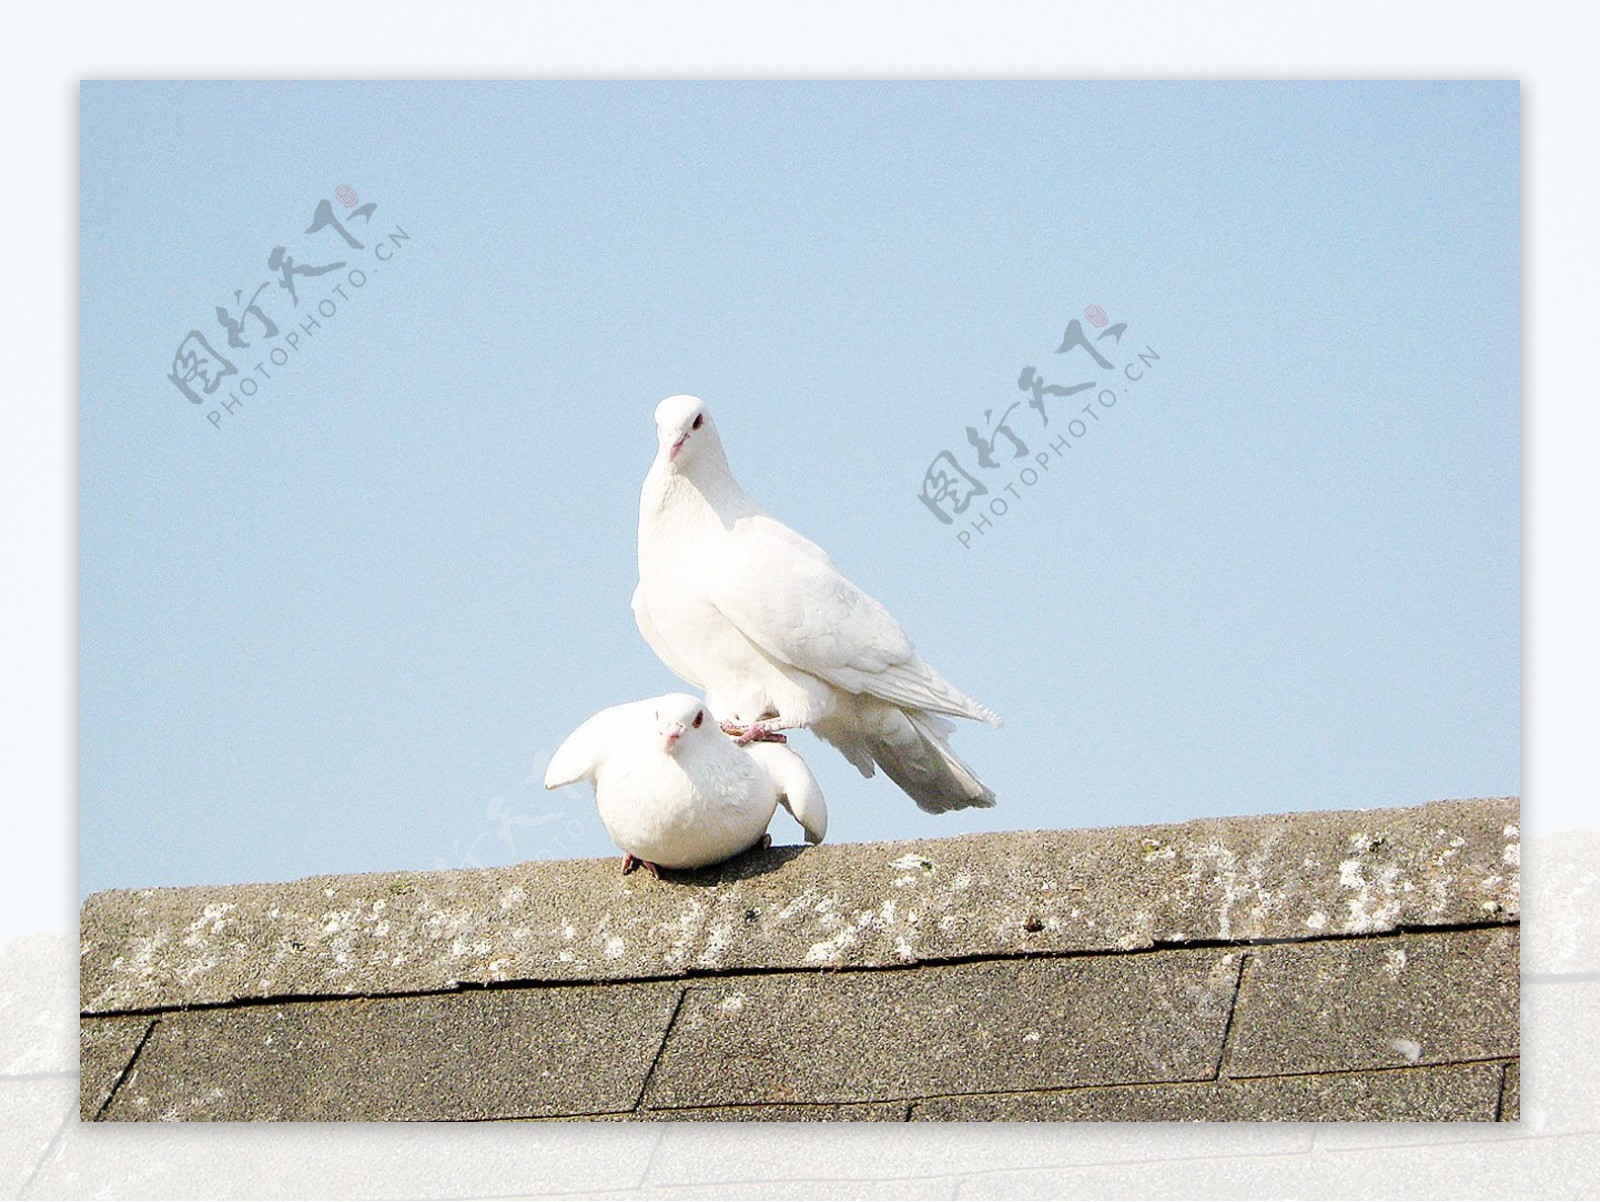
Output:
3 0 1595 1197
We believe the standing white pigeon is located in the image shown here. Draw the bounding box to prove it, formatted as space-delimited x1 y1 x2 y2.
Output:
544 692 827 876
633 395 1000 813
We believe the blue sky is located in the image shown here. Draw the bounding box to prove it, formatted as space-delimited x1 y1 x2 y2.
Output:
80 81 1520 896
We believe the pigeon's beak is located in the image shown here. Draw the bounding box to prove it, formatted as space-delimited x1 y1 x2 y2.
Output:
667 434 687 462
661 722 687 752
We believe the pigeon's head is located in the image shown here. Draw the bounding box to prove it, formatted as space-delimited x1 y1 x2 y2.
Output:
653 394 718 469
653 692 713 755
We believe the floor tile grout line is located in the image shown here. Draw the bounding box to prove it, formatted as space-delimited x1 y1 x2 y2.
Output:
98 1056 1516 1124
78 918 1521 1020
576 1058 1512 1121
1214 950 1250 1082
631 1120 669 1192
16 1099 74 1201
1223 1056 1514 1084
632 985 688 1114
92 1016 158 1121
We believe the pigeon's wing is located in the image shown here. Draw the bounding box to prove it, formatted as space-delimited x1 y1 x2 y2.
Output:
544 703 633 789
632 583 704 688
709 515 1000 724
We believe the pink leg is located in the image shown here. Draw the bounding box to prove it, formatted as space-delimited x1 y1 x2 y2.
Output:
720 719 789 745
622 854 661 879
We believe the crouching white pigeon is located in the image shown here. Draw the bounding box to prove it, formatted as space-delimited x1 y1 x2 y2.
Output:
544 692 828 876
633 394 1001 814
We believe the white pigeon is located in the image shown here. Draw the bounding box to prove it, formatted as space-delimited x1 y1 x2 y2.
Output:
544 692 828 876
633 394 1000 814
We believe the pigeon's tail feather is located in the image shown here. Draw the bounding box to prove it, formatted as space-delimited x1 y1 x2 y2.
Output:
834 738 877 779
820 701 995 813
746 742 829 845
896 710 997 812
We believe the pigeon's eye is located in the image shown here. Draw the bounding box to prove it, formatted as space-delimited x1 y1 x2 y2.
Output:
693 710 704 728
692 414 704 431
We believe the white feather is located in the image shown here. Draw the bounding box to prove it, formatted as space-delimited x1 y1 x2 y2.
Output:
545 692 829 868
744 741 829 845
635 395 999 813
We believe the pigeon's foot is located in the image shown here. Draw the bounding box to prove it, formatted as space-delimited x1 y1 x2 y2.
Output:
720 719 789 746
621 854 661 879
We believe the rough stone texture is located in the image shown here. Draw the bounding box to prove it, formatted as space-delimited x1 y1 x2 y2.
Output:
79 797 1519 1013
541 1102 910 1122
77 1014 153 1120
1502 1058 1520 1122
645 951 1241 1108
1225 927 1519 1077
75 796 1523 1128
1305 983 1592 1153
910 1062 1504 1121
100 984 678 1121
636 1103 909 1122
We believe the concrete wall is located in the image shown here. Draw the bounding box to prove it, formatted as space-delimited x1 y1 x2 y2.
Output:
75 797 1520 1123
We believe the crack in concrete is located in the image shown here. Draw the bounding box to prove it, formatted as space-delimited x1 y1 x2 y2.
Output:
92 1016 157 1121
78 918 1519 1021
